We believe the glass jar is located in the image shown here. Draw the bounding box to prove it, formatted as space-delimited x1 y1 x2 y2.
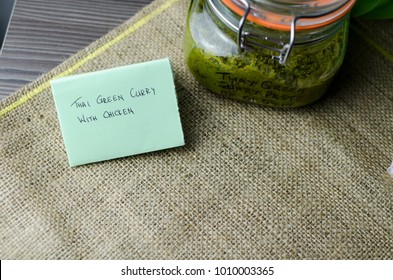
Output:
184 0 357 108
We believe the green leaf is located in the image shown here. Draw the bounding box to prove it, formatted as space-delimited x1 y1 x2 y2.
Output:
361 1 393 19
351 0 386 17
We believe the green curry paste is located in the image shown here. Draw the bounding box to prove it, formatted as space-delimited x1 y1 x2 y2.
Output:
184 0 348 108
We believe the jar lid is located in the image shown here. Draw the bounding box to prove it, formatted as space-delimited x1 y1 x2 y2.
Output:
221 0 357 31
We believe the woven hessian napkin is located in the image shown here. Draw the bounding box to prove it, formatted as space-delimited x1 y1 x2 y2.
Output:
0 0 392 259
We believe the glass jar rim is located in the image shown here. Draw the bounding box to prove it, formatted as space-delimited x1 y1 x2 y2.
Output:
222 0 357 31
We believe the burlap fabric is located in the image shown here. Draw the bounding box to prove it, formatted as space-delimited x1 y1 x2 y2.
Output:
0 0 392 259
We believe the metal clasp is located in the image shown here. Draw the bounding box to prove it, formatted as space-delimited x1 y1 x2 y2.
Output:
237 0 296 65
237 0 350 65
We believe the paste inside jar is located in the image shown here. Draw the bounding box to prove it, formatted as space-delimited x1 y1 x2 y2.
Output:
184 0 348 108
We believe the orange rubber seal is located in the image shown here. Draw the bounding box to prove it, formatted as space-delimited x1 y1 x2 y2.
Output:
221 0 357 31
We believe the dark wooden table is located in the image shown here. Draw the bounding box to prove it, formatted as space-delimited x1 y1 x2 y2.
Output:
0 0 153 100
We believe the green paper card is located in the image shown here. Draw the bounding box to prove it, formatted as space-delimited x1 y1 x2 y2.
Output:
50 58 184 167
